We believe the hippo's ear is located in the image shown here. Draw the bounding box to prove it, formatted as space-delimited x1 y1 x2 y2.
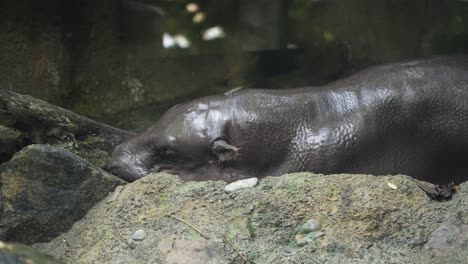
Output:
211 140 239 162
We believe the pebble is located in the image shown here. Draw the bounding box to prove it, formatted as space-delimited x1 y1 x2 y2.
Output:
131 229 147 241
224 178 258 192
282 248 299 256
299 219 322 234
295 219 324 246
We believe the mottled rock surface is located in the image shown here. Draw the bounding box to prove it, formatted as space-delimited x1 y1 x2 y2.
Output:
0 126 24 164
35 173 468 264
0 144 126 244
0 241 62 264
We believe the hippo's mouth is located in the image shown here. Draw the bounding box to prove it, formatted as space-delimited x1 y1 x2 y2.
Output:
150 160 226 181
152 164 176 173
151 161 202 175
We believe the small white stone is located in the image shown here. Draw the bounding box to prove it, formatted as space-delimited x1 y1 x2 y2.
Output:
224 178 258 192
131 229 147 241
299 219 322 234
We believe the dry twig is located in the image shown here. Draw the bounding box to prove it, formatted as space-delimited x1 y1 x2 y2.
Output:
167 214 253 263
167 215 210 239
223 235 253 264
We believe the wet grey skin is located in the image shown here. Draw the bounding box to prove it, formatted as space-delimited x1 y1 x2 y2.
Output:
108 55 468 184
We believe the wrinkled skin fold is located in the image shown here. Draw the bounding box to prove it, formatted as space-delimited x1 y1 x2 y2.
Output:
108 55 468 185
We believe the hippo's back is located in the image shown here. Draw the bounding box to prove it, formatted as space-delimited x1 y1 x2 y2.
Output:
318 55 468 184
228 55 468 184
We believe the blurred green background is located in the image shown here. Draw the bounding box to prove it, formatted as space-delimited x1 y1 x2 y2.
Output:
1 0 467 131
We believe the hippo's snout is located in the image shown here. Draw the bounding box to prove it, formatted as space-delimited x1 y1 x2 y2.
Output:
107 160 140 182
107 144 150 182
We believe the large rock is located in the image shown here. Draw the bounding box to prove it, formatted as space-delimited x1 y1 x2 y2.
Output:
0 241 62 264
0 126 24 164
35 173 468 263
0 144 126 244
0 90 134 167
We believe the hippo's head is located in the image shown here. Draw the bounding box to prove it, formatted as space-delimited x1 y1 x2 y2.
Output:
107 96 241 182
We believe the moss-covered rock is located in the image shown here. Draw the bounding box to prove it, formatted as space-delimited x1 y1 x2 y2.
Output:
0 145 126 244
0 241 62 264
35 173 468 263
0 90 133 167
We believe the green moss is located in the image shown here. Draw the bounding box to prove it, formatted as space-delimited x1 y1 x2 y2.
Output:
182 231 202 240
178 181 206 193
285 176 308 190
0 242 62 264
80 136 105 145
253 246 282 263
76 150 109 168
224 218 252 241
1 170 27 203
153 173 183 186
156 193 170 204
249 202 261 230
0 126 22 142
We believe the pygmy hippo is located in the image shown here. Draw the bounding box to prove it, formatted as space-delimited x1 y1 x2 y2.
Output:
108 55 468 185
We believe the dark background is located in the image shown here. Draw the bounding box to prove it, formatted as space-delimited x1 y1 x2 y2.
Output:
1 0 467 131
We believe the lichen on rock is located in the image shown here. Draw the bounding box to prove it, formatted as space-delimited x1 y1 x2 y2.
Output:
33 172 468 264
